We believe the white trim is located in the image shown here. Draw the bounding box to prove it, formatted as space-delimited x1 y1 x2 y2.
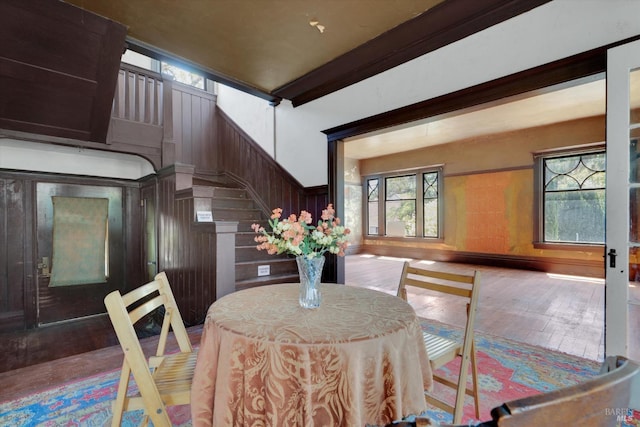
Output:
0 138 155 180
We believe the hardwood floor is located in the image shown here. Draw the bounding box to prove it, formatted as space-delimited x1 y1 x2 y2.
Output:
1 253 632 403
0 314 117 373
344 254 610 363
0 322 203 402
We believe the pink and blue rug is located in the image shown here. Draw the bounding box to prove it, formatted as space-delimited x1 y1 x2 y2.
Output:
0 319 635 426
0 369 190 426
416 320 639 425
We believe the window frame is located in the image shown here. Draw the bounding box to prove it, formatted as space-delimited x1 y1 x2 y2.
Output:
533 145 606 250
122 49 213 92
364 167 443 241
385 174 418 237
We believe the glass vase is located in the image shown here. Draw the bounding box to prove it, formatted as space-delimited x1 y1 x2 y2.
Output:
296 255 325 309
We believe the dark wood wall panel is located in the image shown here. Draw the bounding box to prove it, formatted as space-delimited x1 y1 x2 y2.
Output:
156 172 216 325
0 178 27 331
123 186 144 294
170 84 217 174
212 107 332 281
0 0 126 142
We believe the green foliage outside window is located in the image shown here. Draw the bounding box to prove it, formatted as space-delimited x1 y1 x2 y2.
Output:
423 172 438 237
543 152 606 244
386 175 416 236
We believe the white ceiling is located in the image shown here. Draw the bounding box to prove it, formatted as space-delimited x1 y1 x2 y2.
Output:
344 74 610 160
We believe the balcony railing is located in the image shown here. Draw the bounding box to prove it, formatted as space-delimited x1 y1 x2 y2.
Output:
112 64 163 126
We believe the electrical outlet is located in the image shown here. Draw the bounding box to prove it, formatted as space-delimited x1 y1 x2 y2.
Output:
257 265 270 276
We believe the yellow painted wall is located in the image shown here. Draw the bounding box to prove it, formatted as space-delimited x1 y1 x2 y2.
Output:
357 115 606 265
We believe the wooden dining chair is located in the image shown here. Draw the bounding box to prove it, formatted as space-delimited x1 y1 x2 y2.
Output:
104 271 198 427
397 261 481 424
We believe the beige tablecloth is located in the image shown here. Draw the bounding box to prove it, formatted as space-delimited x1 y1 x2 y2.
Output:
191 283 432 427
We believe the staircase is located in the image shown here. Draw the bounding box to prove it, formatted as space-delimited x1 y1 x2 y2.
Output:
192 177 299 291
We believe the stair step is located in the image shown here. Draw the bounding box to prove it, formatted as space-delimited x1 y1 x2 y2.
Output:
193 176 240 188
183 180 299 292
237 245 293 262
213 207 262 221
235 273 300 292
237 219 266 232
236 258 298 281
236 231 258 246
212 196 256 210
211 186 249 199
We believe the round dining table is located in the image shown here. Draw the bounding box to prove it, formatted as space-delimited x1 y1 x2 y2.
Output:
191 283 432 427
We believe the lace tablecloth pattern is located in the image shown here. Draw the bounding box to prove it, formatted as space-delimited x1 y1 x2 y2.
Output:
191 283 432 426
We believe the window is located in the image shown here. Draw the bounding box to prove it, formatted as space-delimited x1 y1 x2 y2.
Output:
50 196 109 286
161 62 205 89
423 171 439 238
121 49 209 90
367 178 379 235
386 175 416 236
537 149 606 244
365 168 442 238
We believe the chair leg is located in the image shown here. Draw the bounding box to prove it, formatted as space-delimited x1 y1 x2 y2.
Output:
452 354 471 423
470 341 481 419
111 362 131 427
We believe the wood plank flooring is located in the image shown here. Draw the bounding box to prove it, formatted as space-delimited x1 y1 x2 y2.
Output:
345 254 608 362
0 323 203 402
2 253 634 403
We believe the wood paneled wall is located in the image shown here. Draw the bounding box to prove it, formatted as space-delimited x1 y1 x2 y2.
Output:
0 0 126 143
0 62 330 333
0 178 28 331
211 107 332 280
0 172 143 332
213 107 328 218
170 84 217 173
156 171 217 325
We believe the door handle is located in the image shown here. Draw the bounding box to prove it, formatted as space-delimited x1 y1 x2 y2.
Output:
607 249 617 268
38 257 51 277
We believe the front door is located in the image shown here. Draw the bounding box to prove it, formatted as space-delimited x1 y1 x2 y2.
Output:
605 38 640 358
36 182 123 325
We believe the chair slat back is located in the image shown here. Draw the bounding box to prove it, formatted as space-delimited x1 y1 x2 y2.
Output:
121 280 162 307
402 276 473 299
398 262 479 313
397 260 481 353
107 272 192 357
399 264 476 300
128 294 167 325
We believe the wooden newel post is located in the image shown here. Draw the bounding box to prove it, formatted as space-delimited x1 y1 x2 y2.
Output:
213 221 238 300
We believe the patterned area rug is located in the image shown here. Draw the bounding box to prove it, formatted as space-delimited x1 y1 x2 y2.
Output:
0 369 190 426
415 319 639 426
0 318 634 426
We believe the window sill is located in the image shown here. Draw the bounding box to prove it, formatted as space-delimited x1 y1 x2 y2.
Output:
533 242 604 251
365 235 444 244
